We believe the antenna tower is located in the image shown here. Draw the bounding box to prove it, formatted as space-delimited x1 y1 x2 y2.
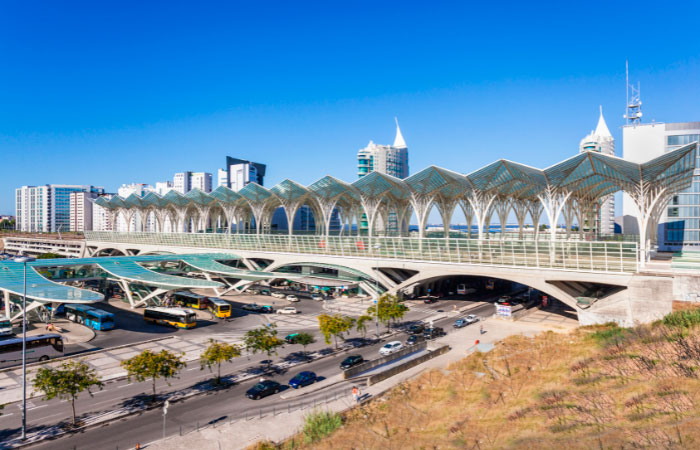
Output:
624 61 642 124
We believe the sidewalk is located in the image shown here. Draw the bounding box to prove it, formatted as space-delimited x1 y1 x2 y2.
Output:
144 318 575 450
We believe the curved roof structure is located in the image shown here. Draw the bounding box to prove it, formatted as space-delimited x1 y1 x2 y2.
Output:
0 262 104 303
93 144 697 214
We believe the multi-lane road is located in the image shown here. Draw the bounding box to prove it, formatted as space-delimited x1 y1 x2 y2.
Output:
0 295 497 449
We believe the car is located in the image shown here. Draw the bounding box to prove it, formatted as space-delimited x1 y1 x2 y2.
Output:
289 371 317 389
242 303 263 312
271 292 286 299
453 319 468 328
311 293 323 301
284 333 300 343
423 327 445 340
340 355 365 370
406 334 424 346
286 295 299 302
423 297 437 304
245 380 282 400
408 323 425 335
276 307 298 315
497 295 512 304
379 341 403 356
260 289 271 296
464 314 479 324
260 305 274 314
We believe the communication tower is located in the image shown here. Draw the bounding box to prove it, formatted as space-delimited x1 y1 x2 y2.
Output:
624 61 642 124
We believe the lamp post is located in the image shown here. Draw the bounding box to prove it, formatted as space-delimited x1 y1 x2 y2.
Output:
13 254 36 441
373 243 381 340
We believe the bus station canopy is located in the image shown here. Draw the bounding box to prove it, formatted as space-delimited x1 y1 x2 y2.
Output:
0 253 289 303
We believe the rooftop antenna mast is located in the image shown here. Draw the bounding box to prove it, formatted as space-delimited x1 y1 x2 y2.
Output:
624 61 642 124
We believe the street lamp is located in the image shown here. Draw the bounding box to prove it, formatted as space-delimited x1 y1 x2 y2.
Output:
373 243 381 340
13 254 36 441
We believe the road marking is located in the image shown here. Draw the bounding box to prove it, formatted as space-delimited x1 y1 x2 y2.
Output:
187 367 199 371
93 390 108 395
118 383 134 388
27 405 46 411
1 413 14 418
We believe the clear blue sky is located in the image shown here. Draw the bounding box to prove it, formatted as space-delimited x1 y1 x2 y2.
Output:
1 0 699 217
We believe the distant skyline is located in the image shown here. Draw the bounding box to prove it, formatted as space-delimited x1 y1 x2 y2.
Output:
1 1 699 216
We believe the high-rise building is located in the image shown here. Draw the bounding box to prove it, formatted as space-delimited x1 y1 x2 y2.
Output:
15 184 104 232
92 194 114 231
173 172 212 193
69 191 99 232
154 181 174 196
357 119 409 179
579 107 615 234
217 157 266 191
623 121 700 251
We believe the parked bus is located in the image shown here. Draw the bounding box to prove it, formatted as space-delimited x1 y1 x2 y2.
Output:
173 291 209 310
456 284 476 296
64 304 115 331
0 316 13 336
144 307 196 329
207 298 231 318
0 334 64 369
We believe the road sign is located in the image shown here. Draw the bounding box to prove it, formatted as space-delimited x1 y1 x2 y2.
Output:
163 399 169 415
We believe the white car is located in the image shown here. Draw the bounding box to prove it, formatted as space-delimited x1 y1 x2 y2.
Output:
276 307 298 315
271 292 286 299
286 295 299 302
379 341 403 356
464 314 479 324
311 293 323 301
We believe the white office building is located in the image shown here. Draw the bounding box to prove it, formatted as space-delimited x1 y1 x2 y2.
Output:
92 194 114 232
579 107 615 234
174 171 212 194
217 157 266 191
69 191 99 232
623 121 700 251
15 184 104 232
154 181 174 196
357 119 409 179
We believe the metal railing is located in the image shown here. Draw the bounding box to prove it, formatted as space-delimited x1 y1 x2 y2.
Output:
86 231 639 273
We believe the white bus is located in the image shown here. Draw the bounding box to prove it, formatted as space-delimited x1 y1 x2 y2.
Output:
456 284 476 295
0 334 64 369
0 316 12 336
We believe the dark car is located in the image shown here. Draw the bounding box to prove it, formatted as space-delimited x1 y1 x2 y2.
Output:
423 327 445 340
289 371 317 389
340 355 365 370
406 334 424 346
246 380 282 400
408 323 425 335
261 305 274 313
423 297 437 304
260 289 271 296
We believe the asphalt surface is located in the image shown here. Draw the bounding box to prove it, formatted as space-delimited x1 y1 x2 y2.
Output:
0 296 497 450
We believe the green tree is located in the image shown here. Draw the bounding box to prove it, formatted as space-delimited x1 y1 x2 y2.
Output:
36 252 63 259
243 324 285 368
121 349 185 401
293 332 316 356
356 315 373 339
200 339 242 384
318 314 356 349
367 294 408 331
33 359 103 425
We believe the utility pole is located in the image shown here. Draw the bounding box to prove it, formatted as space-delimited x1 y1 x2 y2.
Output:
14 254 35 441
373 243 381 339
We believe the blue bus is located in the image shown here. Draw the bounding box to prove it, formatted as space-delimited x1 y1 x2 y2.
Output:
64 304 115 331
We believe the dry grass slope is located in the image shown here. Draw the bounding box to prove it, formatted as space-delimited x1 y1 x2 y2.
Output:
263 314 700 449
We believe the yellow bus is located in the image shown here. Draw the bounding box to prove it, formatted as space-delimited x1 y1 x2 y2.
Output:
144 307 197 329
173 291 209 310
207 298 231 318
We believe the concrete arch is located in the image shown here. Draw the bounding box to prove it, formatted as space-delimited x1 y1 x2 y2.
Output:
91 247 128 257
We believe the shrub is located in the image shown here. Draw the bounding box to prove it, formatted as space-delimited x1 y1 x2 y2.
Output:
662 309 700 328
588 323 629 347
302 410 343 443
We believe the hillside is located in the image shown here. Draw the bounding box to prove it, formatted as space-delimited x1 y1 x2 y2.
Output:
274 312 700 449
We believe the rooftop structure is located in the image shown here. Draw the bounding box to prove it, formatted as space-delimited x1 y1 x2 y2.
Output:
92 143 698 266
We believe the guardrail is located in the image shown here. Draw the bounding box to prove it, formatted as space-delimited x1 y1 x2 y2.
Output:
342 341 428 378
86 231 639 273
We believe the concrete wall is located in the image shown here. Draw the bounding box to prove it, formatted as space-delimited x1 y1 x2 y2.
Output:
343 341 428 379
367 345 451 386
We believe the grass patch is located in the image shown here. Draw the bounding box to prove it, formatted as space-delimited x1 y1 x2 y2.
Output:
663 309 700 328
301 410 342 444
587 323 630 347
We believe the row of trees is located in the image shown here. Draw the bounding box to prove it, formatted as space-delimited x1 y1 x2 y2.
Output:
31 296 410 426
317 293 409 348
31 324 315 426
